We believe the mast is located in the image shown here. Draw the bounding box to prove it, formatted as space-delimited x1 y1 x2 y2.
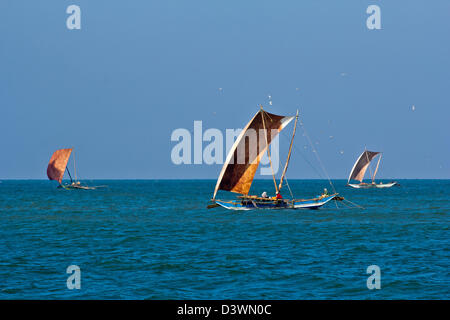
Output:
372 153 382 183
260 105 279 194
73 148 78 182
66 167 73 183
278 109 299 192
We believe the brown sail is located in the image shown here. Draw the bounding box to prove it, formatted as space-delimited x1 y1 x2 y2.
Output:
213 109 294 199
47 148 73 183
348 150 380 183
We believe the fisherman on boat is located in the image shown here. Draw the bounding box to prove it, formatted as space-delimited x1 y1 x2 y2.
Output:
276 191 283 199
261 191 268 198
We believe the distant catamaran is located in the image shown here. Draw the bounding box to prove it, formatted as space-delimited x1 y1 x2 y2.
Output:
47 148 97 190
209 106 340 210
347 150 398 188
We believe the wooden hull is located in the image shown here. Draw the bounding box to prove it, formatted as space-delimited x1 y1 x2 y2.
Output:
213 194 338 210
347 182 398 189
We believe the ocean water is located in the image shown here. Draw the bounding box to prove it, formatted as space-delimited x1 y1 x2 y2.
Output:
0 179 448 299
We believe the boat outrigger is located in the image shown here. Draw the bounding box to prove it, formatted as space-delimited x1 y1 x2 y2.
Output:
47 148 100 190
209 105 341 210
347 150 398 189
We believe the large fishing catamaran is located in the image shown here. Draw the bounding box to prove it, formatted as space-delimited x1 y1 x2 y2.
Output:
47 148 97 190
209 106 340 210
347 150 398 188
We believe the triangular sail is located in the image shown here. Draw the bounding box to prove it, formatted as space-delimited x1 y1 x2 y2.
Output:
372 153 382 182
278 110 299 191
47 148 73 183
347 150 380 183
213 109 294 199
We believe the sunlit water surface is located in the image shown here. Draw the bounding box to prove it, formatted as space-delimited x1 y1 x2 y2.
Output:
0 180 448 299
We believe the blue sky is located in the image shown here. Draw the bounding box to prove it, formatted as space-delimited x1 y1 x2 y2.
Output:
1 0 449 179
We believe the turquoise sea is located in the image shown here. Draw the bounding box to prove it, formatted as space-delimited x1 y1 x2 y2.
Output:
0 180 448 299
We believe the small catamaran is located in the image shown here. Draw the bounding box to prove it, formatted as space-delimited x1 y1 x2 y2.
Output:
347 150 398 189
209 106 340 210
47 148 98 190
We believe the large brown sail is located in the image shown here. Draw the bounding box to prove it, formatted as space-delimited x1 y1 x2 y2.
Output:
348 150 380 183
47 148 73 183
213 109 294 199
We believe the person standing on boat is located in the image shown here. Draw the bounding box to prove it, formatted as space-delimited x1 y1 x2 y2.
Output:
261 191 268 198
276 191 283 199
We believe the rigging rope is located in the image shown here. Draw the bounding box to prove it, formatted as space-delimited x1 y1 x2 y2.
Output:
298 119 337 194
267 107 365 209
343 198 364 209
280 130 326 180
283 175 295 199
277 157 295 199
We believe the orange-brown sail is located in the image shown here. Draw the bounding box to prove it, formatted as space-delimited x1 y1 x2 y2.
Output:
348 150 380 183
47 148 73 183
213 109 294 199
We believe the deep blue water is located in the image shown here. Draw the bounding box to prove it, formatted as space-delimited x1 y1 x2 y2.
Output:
0 180 448 299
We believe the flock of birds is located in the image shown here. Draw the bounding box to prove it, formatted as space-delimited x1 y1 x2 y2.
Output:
214 76 417 165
